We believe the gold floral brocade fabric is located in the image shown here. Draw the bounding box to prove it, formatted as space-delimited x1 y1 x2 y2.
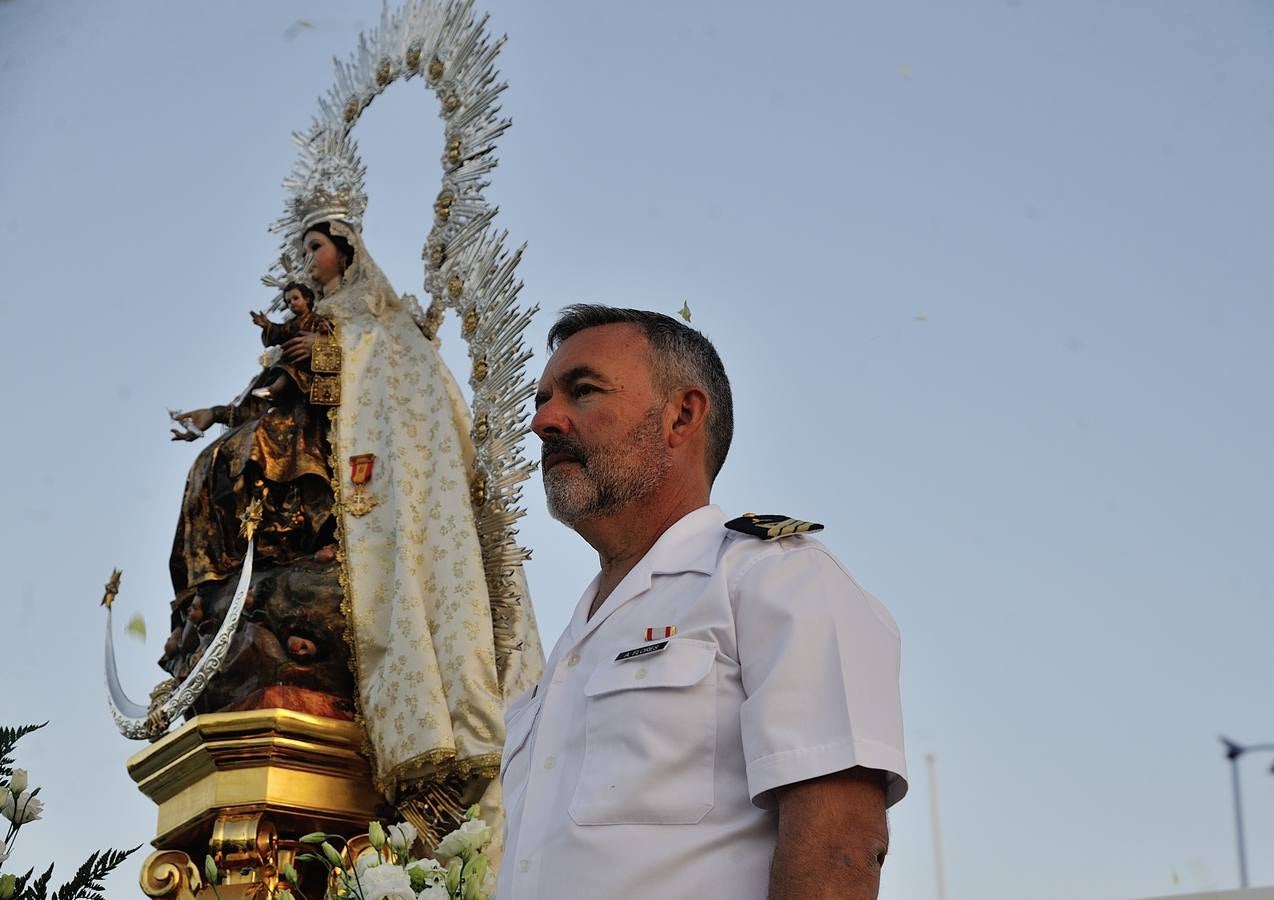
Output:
315 223 538 819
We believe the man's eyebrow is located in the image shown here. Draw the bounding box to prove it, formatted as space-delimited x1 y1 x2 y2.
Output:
560 365 608 386
534 365 610 409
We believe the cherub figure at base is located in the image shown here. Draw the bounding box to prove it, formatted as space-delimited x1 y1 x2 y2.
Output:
250 281 334 402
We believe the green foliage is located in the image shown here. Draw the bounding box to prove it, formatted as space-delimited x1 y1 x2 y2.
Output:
48 847 141 900
1 724 139 900
0 724 46 780
5 849 138 900
9 864 53 900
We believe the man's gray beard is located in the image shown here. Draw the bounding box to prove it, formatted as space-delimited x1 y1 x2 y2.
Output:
544 408 671 526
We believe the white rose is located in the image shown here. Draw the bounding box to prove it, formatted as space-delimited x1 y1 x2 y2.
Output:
355 848 382 878
406 857 443 893
356 863 416 900
406 858 443 879
417 886 450 900
387 822 418 852
1 789 43 825
434 819 492 860
7 770 28 795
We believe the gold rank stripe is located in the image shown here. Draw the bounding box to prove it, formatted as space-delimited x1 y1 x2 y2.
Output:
724 513 825 540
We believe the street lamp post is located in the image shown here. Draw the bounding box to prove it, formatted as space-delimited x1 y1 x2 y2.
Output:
1219 736 1274 889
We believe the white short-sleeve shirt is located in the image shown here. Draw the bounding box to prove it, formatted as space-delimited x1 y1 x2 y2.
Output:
497 505 906 900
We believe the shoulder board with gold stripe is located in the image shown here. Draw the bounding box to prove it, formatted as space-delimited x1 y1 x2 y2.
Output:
724 513 824 540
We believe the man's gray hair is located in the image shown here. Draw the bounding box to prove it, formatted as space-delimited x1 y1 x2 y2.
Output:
546 304 734 482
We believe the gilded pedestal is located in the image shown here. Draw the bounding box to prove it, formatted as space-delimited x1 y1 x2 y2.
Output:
129 710 380 898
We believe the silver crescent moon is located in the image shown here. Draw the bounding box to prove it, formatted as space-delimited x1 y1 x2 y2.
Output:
104 541 256 740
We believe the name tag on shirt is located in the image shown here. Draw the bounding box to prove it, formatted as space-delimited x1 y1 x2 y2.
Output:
615 640 669 662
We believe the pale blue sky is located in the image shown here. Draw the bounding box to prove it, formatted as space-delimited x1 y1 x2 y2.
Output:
1 2 1271 898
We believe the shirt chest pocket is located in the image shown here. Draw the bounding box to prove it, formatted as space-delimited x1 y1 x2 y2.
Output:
569 638 718 826
499 689 542 805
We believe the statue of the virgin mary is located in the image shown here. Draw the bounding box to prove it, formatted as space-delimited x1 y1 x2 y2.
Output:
106 2 545 857
298 182 544 833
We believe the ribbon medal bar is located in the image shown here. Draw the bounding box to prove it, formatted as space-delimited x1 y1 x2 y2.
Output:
347 452 378 517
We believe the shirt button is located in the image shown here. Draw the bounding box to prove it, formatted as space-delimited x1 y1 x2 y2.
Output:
517 859 530 873
543 755 557 770
635 667 648 680
567 653 581 667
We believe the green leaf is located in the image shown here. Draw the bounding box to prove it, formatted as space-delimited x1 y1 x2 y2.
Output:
50 846 139 900
0 723 47 779
25 863 55 900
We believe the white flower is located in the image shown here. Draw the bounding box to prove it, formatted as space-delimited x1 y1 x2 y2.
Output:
259 346 282 368
354 848 382 878
387 822 417 852
406 858 444 891
417 886 449 900
434 819 492 860
356 862 416 900
1 788 43 825
7 770 28 795
407 858 442 877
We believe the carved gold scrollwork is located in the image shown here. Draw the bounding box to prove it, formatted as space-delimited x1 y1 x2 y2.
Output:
375 59 393 86
140 850 201 899
211 812 278 883
427 56 444 80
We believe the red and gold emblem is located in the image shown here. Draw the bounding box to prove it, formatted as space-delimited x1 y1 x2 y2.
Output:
346 453 378 517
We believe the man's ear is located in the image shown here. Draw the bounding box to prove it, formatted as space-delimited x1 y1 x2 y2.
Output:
667 386 709 449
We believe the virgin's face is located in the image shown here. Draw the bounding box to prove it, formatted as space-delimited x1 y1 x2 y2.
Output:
304 230 346 285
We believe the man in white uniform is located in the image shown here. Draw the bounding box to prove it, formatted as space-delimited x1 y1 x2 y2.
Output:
498 306 907 900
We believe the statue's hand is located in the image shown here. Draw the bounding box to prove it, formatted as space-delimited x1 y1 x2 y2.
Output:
251 310 271 329
282 331 318 363
169 408 215 441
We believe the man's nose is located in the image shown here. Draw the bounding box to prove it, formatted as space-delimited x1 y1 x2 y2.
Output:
531 397 567 439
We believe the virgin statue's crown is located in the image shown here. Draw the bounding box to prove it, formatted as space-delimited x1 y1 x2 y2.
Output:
290 174 366 232
278 129 369 235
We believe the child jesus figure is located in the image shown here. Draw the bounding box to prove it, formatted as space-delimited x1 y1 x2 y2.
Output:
250 282 334 401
